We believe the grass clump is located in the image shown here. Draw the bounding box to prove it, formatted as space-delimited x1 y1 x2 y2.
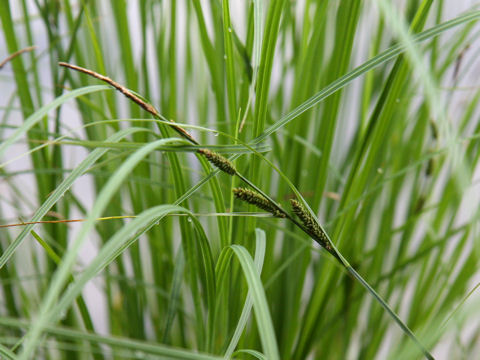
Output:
1 1 480 359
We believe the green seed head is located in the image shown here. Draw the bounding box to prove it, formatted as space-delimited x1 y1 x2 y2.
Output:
233 188 285 218
290 199 330 249
198 148 236 175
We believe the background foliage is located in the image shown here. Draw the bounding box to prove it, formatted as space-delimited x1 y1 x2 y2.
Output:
1 0 480 359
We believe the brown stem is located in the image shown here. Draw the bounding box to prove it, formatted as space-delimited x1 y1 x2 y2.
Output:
59 62 198 144
0 46 37 69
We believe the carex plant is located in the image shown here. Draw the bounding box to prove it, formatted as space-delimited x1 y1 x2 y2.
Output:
2 0 480 359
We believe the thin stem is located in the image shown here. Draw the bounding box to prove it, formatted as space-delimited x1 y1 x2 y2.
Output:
0 45 37 69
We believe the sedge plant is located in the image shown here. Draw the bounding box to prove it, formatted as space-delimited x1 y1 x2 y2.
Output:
1 0 480 359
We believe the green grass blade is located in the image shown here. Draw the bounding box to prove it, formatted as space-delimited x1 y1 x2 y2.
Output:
0 317 223 360
0 343 16 360
251 10 480 145
223 229 266 358
232 349 266 360
0 127 146 270
217 243 279 360
0 85 111 160
18 138 189 358
345 259 433 359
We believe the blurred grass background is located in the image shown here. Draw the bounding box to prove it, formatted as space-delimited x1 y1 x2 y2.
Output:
1 0 480 358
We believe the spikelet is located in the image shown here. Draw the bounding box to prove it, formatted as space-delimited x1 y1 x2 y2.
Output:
290 199 331 250
198 148 236 175
233 188 285 218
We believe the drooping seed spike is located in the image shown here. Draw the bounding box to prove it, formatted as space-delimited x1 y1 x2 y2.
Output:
290 199 330 250
198 148 236 175
59 62 198 144
233 188 285 218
